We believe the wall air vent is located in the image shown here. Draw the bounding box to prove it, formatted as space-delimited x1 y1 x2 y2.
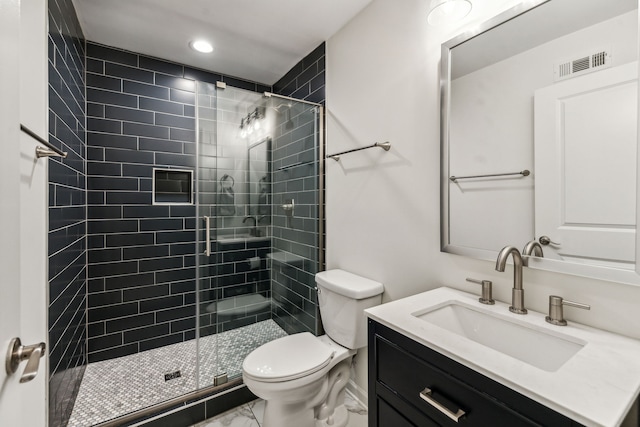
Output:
554 48 612 82
572 56 590 73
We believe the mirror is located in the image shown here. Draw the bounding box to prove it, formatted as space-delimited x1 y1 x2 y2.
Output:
247 137 272 224
441 0 640 284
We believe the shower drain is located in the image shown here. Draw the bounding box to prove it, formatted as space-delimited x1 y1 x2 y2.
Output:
164 370 182 382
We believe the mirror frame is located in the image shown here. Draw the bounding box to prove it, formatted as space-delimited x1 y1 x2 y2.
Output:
440 0 640 286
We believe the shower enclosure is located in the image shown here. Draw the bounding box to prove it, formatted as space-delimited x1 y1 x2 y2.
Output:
67 83 324 426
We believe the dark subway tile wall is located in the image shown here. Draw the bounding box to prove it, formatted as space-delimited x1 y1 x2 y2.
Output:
48 0 87 426
273 42 325 105
271 43 325 335
85 42 272 362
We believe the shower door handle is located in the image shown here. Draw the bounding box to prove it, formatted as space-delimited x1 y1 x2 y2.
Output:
5 337 46 383
204 216 212 256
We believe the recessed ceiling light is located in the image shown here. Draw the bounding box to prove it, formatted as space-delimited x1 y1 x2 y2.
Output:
427 0 472 26
190 39 214 53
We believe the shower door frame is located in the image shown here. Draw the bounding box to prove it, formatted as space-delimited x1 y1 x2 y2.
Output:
0 0 48 425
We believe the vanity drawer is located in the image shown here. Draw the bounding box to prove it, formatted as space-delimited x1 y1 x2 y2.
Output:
375 335 538 426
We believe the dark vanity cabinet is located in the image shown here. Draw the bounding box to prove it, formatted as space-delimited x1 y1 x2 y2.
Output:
368 320 584 427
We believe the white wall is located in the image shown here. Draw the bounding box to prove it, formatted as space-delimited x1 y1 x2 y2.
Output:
326 0 640 402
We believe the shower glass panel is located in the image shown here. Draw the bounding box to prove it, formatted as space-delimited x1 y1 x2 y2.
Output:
270 101 323 336
195 83 324 389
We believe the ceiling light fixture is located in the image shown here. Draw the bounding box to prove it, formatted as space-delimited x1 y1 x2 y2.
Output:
427 0 472 26
239 108 264 139
190 39 214 53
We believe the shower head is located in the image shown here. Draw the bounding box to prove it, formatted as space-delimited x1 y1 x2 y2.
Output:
272 102 292 112
284 108 294 130
271 102 294 130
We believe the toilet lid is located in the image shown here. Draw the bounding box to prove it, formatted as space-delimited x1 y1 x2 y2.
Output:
243 333 335 383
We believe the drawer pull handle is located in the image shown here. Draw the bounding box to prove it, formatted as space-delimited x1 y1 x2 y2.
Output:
419 387 466 423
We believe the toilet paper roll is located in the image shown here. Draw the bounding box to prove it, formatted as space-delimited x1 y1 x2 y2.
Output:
247 256 261 270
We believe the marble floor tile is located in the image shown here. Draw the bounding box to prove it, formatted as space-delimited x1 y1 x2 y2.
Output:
346 408 368 427
345 391 368 427
194 391 368 427
345 391 367 416
192 404 259 427
248 399 265 424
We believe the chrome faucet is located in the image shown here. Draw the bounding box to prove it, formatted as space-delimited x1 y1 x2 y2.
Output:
522 240 544 257
495 246 527 314
242 216 259 236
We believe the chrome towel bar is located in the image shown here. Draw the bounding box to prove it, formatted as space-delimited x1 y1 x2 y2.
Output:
449 169 529 182
327 141 391 161
20 124 68 159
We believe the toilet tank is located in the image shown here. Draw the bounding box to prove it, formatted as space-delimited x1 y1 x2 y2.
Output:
316 269 384 349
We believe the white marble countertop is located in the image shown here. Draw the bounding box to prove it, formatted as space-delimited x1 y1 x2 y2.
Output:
365 287 640 427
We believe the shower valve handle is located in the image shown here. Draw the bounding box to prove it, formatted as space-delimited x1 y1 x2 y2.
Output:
281 199 295 211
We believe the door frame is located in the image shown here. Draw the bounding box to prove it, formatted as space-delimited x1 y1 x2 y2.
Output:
0 0 49 425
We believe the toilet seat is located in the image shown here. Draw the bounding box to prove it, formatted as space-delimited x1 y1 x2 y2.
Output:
243 333 335 383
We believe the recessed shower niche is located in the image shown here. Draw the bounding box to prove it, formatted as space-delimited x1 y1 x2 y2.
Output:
153 168 193 204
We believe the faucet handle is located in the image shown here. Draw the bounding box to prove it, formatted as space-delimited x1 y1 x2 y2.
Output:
465 278 495 305
545 295 590 326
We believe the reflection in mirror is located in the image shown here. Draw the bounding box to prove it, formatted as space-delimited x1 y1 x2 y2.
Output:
441 0 640 284
248 137 272 225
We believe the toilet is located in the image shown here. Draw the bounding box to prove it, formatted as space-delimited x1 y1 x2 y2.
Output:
242 269 384 427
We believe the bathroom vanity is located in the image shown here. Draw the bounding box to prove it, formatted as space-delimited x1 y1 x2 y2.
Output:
366 288 640 426
368 321 579 426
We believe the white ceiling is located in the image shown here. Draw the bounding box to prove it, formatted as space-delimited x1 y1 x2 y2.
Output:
72 0 372 85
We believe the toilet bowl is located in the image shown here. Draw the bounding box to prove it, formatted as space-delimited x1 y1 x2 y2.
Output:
242 269 384 427
243 334 355 427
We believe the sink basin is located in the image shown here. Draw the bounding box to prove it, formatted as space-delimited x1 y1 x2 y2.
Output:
413 302 585 372
216 233 269 243
217 233 252 241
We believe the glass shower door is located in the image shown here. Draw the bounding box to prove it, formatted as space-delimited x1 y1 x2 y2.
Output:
195 82 323 390
196 82 273 387
195 81 221 388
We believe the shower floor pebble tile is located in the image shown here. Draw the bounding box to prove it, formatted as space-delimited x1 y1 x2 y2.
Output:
68 320 287 427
